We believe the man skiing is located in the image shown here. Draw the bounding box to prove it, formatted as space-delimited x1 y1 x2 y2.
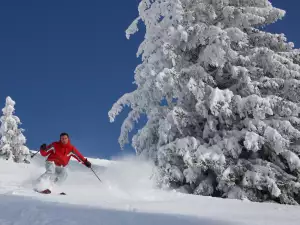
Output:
36 132 91 194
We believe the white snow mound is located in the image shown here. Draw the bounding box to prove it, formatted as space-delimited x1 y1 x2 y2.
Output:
0 154 299 225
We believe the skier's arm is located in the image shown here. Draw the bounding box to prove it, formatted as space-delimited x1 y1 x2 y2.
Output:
69 147 86 163
40 143 55 157
70 147 91 168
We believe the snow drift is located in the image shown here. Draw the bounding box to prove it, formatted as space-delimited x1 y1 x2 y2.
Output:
0 154 299 225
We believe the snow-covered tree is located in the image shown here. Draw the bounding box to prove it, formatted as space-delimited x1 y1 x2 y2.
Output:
109 0 300 204
0 97 30 163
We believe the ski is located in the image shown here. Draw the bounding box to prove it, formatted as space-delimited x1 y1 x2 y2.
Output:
34 189 66 195
35 189 51 194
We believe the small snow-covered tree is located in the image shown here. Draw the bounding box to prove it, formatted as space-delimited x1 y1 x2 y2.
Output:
0 96 30 163
109 0 300 204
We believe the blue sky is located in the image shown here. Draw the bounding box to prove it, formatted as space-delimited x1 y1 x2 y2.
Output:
0 0 298 159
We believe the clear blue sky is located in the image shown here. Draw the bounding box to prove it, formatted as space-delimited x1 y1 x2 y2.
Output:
0 0 298 159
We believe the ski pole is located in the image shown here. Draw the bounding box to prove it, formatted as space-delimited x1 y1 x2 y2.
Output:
31 150 41 158
90 167 102 183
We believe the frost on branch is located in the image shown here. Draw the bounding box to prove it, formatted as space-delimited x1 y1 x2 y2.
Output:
126 17 141 40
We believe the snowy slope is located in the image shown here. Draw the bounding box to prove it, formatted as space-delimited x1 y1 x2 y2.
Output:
0 154 299 225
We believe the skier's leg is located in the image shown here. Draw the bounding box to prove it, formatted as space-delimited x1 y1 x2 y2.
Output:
34 161 56 191
37 161 56 182
54 165 68 185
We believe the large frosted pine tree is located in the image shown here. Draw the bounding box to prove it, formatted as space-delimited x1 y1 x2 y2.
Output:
0 96 30 163
109 0 300 204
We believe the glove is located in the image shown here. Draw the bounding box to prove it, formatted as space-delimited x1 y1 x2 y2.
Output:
84 159 92 168
40 144 47 150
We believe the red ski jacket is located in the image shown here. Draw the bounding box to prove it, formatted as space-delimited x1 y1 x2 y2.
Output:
40 140 87 167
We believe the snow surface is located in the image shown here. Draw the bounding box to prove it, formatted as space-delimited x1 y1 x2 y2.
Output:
0 154 299 225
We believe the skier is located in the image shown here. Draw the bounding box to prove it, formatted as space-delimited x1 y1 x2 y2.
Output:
36 132 92 194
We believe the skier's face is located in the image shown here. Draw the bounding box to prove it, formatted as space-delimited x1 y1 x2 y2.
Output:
60 135 69 145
